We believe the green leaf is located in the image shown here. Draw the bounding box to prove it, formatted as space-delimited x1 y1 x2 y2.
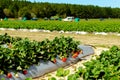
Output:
56 68 64 77
48 77 56 80
0 55 3 59
83 72 89 80
56 68 70 77
25 77 32 80
77 67 85 76
64 69 70 76
1 78 5 80
110 76 119 80
67 73 79 80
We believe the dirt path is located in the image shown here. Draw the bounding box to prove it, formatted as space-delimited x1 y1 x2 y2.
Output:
0 30 120 47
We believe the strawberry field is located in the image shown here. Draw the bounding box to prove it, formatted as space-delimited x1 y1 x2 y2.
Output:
0 19 120 80
1 19 120 33
0 33 120 80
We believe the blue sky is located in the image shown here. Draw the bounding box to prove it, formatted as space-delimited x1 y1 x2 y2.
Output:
29 0 120 8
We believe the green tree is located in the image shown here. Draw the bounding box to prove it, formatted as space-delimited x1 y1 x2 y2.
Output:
112 8 120 18
0 7 5 18
105 7 113 18
18 7 31 19
3 8 13 18
0 0 120 18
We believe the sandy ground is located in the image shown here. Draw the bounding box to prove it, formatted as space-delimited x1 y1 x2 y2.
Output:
0 30 120 47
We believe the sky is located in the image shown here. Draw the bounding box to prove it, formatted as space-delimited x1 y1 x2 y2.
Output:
29 0 120 8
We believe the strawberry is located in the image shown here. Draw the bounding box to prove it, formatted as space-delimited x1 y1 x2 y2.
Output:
52 59 57 63
72 53 78 58
76 51 80 54
62 57 67 62
7 73 12 78
23 70 27 75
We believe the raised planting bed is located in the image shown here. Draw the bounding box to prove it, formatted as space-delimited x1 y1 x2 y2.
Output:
0 33 94 80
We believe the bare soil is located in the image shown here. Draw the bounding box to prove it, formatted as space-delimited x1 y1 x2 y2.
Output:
0 30 120 47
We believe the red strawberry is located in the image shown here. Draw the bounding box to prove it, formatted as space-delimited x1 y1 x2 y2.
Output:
72 53 78 58
23 70 27 75
76 51 80 54
52 59 57 63
62 57 67 62
7 73 12 78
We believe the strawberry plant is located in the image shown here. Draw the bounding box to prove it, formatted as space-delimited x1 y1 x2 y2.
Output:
0 33 13 44
51 36 80 60
0 33 22 45
48 77 56 80
67 73 80 80
12 38 36 70
0 34 81 77
25 77 32 80
56 68 70 77
82 46 120 79
0 46 14 74
1 78 5 80
67 46 120 80
1 20 120 33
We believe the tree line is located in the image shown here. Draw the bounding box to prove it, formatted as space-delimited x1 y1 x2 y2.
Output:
0 0 120 19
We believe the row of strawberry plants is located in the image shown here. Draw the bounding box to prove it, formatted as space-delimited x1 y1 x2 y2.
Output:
0 33 22 45
1 20 120 32
0 33 81 78
66 46 120 80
